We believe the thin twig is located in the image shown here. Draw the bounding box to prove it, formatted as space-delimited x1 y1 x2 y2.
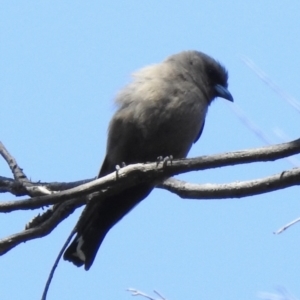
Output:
0 141 53 197
154 290 167 300
0 141 30 183
274 217 300 234
127 289 166 300
241 56 300 114
41 229 76 300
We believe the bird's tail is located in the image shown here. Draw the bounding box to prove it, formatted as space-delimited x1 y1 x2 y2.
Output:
63 184 152 270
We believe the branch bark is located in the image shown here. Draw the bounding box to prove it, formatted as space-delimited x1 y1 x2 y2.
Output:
0 138 299 256
159 167 300 199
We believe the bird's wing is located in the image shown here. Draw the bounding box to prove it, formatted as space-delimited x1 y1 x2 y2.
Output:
194 120 205 143
97 154 112 177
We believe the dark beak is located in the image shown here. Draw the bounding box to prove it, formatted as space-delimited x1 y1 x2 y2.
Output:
214 84 234 102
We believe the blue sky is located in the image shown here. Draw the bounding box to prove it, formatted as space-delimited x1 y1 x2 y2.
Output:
1 1 300 299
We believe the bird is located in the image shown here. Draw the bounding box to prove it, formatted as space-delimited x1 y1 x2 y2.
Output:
63 50 233 270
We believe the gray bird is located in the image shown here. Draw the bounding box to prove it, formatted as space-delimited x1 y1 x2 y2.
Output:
63 50 233 270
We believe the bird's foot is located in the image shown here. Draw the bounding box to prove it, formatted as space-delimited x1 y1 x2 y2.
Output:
115 162 126 179
156 155 173 167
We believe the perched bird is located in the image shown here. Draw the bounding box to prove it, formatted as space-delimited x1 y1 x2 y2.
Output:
63 50 233 270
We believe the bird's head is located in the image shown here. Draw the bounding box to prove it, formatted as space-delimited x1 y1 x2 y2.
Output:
167 50 233 104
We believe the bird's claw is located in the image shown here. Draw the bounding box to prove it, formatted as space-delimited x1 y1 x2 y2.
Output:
115 162 126 179
156 155 173 167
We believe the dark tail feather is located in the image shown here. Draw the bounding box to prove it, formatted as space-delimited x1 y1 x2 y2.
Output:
63 224 108 269
63 184 152 270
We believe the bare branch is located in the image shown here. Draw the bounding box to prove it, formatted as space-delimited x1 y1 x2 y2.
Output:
3 166 299 255
41 228 77 300
153 290 167 300
159 167 300 199
127 289 167 300
0 162 164 212
1 138 300 211
0 141 30 183
274 217 300 234
0 176 28 196
0 141 53 197
1 139 300 257
241 56 300 114
0 176 94 196
0 197 84 255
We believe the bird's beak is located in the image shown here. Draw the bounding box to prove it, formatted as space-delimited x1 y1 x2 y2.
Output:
214 84 234 102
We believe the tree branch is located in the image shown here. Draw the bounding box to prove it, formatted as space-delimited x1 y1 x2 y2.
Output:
0 198 81 255
159 167 300 199
0 138 299 256
1 137 300 209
